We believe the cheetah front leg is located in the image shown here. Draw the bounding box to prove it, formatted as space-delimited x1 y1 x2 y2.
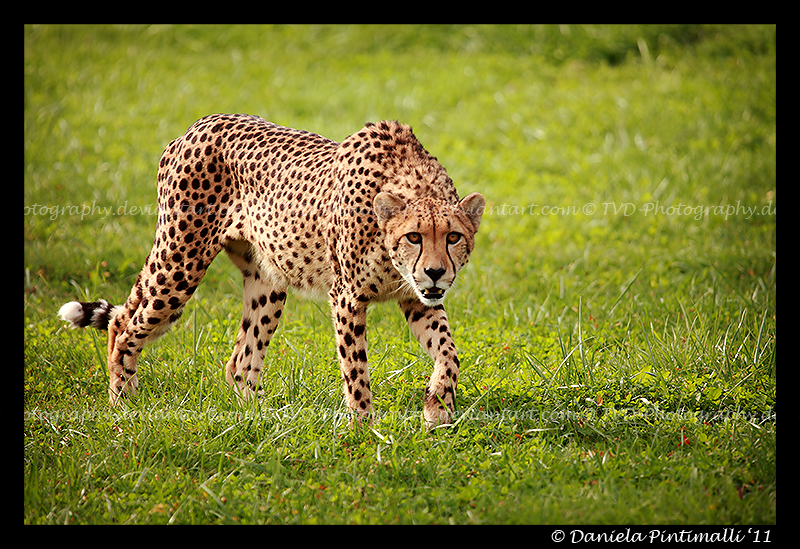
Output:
330 290 372 424
399 299 461 429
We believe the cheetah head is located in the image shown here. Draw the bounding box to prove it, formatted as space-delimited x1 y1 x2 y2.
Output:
374 191 485 307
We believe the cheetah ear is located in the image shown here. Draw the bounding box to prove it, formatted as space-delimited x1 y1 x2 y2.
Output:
458 192 485 233
374 192 406 230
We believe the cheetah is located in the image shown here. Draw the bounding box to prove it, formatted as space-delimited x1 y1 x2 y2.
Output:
59 114 484 429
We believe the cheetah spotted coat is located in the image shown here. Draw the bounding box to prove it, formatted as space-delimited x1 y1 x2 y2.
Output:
59 114 484 428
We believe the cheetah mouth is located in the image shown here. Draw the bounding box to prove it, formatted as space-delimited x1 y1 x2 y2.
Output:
422 288 444 300
401 272 447 306
418 287 446 306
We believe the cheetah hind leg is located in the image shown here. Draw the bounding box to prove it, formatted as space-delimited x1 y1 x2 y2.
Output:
223 241 287 400
58 298 138 404
104 271 192 405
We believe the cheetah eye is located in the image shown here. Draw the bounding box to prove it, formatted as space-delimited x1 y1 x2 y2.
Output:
446 232 462 244
406 232 422 244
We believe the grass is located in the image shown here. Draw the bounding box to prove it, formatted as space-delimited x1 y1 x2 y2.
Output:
24 25 775 524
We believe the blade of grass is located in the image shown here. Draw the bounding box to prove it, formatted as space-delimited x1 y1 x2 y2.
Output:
753 306 768 367
608 266 644 316
578 297 595 385
523 351 551 384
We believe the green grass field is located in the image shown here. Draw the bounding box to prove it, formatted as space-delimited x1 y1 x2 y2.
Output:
24 25 775 525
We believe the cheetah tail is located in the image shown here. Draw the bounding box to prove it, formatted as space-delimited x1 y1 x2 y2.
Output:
58 299 123 331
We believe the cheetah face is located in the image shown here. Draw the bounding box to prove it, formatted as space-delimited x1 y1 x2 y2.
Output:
375 191 485 307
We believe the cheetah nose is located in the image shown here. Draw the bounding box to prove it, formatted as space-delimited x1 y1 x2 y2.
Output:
424 267 446 283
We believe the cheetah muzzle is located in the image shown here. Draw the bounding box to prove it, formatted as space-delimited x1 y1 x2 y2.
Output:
59 114 485 430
